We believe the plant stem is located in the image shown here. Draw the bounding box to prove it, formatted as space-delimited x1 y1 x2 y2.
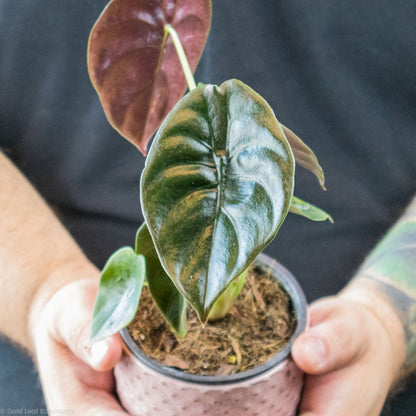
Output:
165 24 197 91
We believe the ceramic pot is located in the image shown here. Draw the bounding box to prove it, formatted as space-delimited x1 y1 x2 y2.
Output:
115 253 308 416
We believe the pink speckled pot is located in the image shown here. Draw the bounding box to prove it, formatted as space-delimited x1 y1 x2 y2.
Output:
115 253 308 416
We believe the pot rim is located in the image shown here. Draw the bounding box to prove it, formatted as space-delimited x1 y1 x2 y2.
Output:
120 252 307 386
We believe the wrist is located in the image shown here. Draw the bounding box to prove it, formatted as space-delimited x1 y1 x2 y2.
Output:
28 257 99 354
339 277 407 383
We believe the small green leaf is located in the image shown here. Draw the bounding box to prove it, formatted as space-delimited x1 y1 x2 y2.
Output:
135 223 187 337
208 269 247 321
141 79 295 322
90 247 145 344
290 196 333 223
281 124 326 190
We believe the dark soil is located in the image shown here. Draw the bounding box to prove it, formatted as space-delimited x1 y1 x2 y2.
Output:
128 265 297 376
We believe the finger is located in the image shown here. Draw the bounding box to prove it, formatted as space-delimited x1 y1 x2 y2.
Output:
47 278 123 371
36 335 129 415
292 299 368 374
298 355 390 416
34 279 130 415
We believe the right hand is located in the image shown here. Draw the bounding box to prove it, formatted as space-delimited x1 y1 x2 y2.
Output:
292 285 406 416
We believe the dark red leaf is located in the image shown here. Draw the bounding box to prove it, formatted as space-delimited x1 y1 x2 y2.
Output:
88 0 212 155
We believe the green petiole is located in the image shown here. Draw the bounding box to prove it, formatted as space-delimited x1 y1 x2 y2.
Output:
165 24 197 91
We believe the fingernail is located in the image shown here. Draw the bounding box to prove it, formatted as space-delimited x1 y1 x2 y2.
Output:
302 336 328 369
89 339 110 367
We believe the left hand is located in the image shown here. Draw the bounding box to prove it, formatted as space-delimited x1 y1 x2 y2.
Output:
31 277 129 415
292 284 406 416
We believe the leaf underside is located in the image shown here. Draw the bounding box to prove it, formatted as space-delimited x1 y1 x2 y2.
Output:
135 222 187 337
88 0 212 155
90 247 145 344
141 79 295 321
281 125 326 189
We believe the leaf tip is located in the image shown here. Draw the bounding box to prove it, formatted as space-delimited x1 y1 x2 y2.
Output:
174 327 188 339
197 307 211 326
316 167 326 190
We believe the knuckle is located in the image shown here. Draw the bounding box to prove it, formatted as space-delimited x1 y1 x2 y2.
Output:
330 321 354 350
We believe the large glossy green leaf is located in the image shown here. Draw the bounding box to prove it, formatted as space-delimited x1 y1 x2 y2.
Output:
90 247 145 344
88 0 212 155
281 125 326 189
290 195 333 222
135 222 187 337
141 79 295 321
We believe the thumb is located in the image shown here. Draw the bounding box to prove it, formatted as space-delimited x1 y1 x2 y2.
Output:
48 278 123 371
292 299 368 374
87 335 123 371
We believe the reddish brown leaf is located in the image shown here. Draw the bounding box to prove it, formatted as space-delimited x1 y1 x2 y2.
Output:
88 0 212 155
281 124 326 189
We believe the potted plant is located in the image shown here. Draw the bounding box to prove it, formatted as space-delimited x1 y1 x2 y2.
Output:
87 1 332 415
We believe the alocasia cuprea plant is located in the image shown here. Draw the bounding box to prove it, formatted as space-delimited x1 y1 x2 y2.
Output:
89 0 332 344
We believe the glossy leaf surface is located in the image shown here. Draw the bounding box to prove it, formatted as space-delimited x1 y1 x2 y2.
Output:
88 0 212 154
141 79 295 321
281 125 326 189
290 195 333 223
90 247 145 344
135 222 187 337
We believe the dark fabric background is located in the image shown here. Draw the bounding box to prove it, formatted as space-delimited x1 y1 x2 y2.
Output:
0 0 415 413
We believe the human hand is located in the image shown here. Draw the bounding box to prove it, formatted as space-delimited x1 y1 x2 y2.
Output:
30 277 129 415
292 282 406 416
